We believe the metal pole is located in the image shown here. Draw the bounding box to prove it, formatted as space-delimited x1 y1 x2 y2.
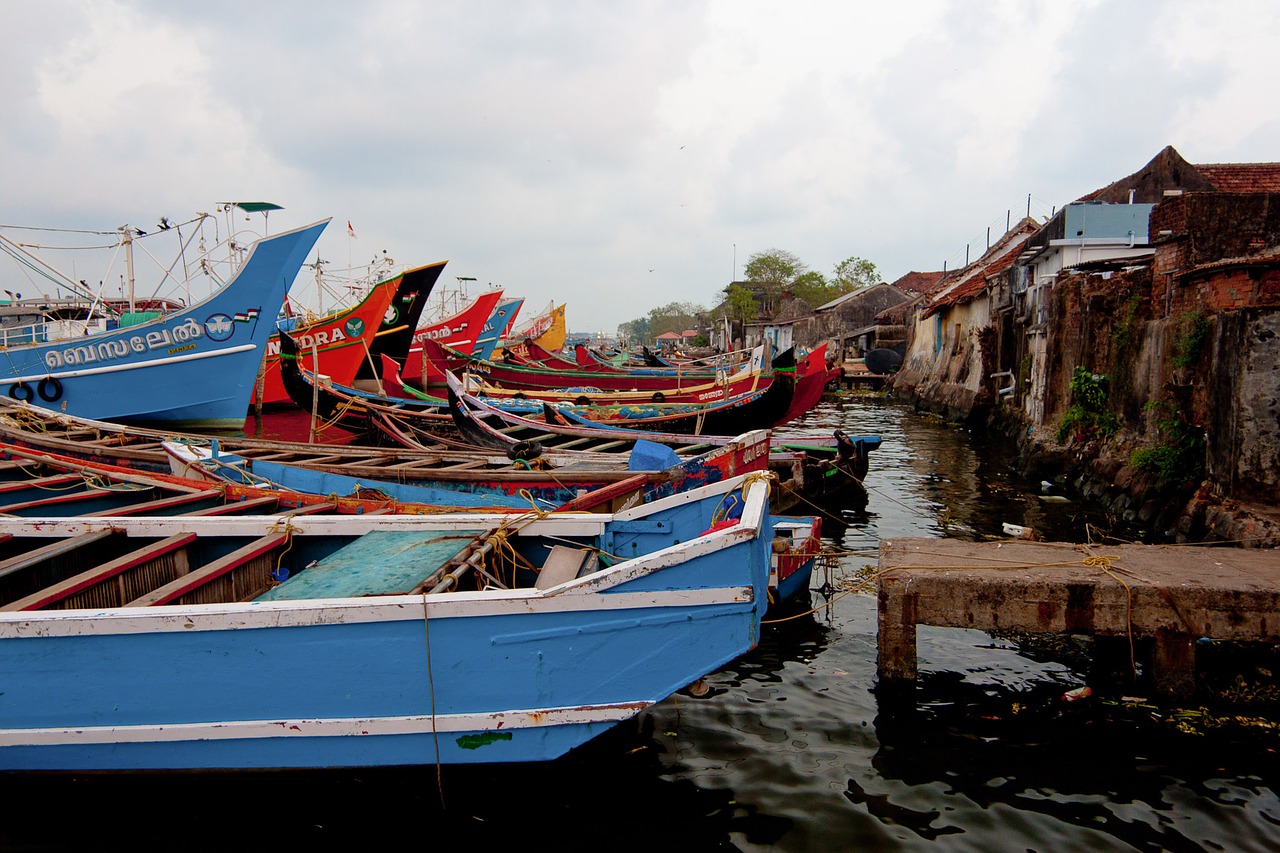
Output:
123 227 136 313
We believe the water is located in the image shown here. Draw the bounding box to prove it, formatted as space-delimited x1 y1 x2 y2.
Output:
3 396 1277 851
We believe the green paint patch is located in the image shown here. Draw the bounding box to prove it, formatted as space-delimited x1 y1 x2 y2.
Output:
456 730 514 750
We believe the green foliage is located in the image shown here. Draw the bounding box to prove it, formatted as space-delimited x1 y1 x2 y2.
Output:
789 270 833 307
744 249 805 314
1055 366 1119 443
831 256 879 291
1130 401 1205 484
743 248 805 287
1172 310 1210 370
616 315 651 343
725 284 757 323
1111 292 1142 356
735 249 880 315
647 301 704 339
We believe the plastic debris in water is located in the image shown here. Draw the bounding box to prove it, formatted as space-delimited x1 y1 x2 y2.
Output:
1002 522 1040 541
1062 686 1092 702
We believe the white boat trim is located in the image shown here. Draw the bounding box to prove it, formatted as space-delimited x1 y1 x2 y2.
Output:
0 702 651 748
0 586 754 638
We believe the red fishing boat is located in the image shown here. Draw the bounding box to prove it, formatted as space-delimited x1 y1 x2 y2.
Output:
420 338 783 394
252 272 400 407
399 289 506 385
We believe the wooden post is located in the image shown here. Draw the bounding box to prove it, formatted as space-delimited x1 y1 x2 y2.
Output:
309 342 320 444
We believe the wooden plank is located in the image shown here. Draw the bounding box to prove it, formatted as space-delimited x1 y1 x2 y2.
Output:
2 533 197 611
433 460 489 471
94 489 226 517
535 545 597 589
0 529 118 581
0 474 83 495
181 495 283 516
278 502 340 517
258 530 486 600
0 488 153 515
125 532 290 607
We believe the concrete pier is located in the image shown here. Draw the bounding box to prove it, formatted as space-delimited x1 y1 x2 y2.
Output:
877 538 1280 697
834 361 888 391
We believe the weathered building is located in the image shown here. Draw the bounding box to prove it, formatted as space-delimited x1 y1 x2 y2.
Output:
889 145 1280 542
890 219 1039 420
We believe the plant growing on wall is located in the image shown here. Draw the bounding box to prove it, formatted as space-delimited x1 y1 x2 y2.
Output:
1171 310 1210 370
1056 366 1119 444
1110 292 1143 359
1130 401 1205 485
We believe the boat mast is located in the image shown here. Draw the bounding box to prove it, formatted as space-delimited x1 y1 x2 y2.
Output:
120 225 136 313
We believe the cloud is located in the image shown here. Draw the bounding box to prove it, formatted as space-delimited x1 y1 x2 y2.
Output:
3 0 1279 333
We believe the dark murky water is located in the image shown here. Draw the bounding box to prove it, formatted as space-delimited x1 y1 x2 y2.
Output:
2 396 1277 851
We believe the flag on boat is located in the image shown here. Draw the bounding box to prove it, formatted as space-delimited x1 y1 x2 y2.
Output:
234 308 261 323
347 221 357 238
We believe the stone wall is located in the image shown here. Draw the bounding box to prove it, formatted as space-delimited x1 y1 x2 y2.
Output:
1017 263 1279 544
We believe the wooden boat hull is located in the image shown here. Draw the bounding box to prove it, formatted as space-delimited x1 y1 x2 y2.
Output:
776 343 830 427
0 476 772 770
769 516 822 608
165 428 773 510
461 369 773 407
0 396 772 513
0 222 327 430
424 339 737 393
443 373 880 512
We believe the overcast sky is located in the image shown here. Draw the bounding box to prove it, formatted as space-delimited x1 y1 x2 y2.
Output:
3 0 1277 334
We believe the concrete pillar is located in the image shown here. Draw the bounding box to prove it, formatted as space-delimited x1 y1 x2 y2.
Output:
1151 629 1196 698
877 580 919 682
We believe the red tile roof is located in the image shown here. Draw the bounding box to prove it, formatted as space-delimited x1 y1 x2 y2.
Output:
922 219 1039 317
1194 162 1280 193
888 270 944 293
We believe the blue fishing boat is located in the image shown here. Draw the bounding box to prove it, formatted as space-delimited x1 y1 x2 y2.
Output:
0 219 327 429
0 474 773 770
473 296 525 361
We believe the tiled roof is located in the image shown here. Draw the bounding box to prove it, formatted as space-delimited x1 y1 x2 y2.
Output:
1194 162 1280 193
921 219 1039 317
888 271 944 293
1076 146 1280 202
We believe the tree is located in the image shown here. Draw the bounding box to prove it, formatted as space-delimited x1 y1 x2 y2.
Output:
744 249 806 314
647 301 703 339
617 315 651 344
789 270 833 308
725 284 757 323
832 256 879 292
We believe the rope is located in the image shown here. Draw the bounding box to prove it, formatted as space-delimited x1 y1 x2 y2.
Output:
420 591 444 807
